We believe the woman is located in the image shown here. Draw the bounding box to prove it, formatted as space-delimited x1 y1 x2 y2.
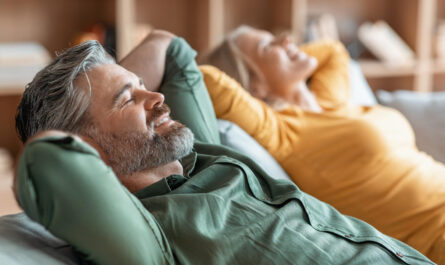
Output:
199 25 444 263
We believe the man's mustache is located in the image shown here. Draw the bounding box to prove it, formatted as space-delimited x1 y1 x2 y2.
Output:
147 104 171 128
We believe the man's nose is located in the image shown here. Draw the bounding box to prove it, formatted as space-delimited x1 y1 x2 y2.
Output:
143 91 165 110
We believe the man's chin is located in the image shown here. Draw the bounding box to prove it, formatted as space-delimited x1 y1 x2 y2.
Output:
135 123 194 173
85 121 194 177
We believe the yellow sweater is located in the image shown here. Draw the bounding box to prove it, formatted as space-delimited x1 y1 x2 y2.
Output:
200 40 445 264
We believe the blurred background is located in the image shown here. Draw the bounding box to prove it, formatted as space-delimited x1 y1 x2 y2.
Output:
1 0 445 215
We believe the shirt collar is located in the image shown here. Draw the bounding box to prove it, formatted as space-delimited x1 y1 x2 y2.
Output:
133 151 197 199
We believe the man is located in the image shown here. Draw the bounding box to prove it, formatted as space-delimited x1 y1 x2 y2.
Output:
14 30 433 264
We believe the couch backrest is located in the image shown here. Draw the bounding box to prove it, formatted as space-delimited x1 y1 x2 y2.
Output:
0 213 78 265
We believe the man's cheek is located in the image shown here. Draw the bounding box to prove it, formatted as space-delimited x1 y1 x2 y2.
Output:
124 111 148 130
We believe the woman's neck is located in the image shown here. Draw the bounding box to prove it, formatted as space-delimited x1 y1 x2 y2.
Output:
266 82 322 112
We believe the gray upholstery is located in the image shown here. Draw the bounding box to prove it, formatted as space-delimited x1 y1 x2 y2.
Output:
0 213 78 264
349 60 377 106
218 120 291 181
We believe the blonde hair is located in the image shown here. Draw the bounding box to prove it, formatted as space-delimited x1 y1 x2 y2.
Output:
199 25 262 94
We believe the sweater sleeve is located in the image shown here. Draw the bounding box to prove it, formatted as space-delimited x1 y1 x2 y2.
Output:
299 40 351 112
200 65 304 157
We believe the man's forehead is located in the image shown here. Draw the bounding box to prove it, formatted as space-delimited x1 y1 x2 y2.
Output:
92 64 133 83
76 64 135 94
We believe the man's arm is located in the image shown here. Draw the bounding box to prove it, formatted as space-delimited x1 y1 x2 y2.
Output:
119 30 174 92
160 37 221 145
15 131 174 265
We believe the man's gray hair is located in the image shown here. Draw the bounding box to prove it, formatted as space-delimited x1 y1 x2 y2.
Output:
16 40 115 143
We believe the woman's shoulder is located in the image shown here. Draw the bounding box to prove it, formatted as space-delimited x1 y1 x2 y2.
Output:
199 64 221 78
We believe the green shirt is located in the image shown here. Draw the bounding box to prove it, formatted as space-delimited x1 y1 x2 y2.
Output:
16 38 434 265
135 141 432 265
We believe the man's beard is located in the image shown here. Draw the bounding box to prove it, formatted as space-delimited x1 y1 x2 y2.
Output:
84 105 194 176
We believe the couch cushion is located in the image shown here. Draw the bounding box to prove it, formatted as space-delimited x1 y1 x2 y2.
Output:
218 119 291 181
349 60 377 106
377 90 445 163
0 213 78 265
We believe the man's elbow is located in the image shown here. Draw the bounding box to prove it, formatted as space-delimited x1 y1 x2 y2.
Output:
12 130 75 207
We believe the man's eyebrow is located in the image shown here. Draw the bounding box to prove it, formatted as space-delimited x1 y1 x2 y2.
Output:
112 83 132 106
112 77 146 106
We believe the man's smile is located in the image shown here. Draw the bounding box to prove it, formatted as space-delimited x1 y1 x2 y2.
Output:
153 113 174 133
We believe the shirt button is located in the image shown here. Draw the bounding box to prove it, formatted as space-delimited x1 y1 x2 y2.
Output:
396 252 404 258
167 177 177 186
344 234 353 238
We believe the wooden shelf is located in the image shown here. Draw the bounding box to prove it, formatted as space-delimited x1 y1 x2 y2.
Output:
0 0 115 57
432 60 445 74
0 64 48 95
0 87 25 96
358 60 417 78
0 0 443 92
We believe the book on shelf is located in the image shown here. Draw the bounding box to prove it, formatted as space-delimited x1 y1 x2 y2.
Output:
0 42 50 92
0 148 12 179
0 42 50 66
358 21 415 66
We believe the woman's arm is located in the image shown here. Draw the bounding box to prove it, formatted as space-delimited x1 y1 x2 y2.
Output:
200 65 303 158
299 40 351 112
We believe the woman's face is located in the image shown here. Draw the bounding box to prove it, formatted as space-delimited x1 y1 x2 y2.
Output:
236 28 317 97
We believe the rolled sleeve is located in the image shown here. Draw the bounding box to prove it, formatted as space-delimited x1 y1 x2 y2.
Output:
161 37 220 145
17 136 174 265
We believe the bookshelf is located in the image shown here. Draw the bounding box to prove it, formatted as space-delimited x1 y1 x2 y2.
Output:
300 0 439 92
117 0 302 58
117 0 442 92
1 0 444 92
